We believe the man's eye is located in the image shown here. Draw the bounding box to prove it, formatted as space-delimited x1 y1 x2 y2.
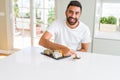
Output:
76 12 79 15
69 11 73 13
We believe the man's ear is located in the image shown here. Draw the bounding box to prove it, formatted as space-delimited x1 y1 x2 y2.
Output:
65 10 67 17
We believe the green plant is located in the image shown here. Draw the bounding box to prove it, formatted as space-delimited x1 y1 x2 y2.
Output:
107 16 117 24
36 19 43 27
100 16 117 24
14 0 19 29
14 0 19 18
100 17 107 24
25 12 30 18
48 9 55 24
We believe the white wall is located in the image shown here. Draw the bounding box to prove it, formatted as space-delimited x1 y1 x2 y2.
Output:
93 39 120 56
55 0 70 19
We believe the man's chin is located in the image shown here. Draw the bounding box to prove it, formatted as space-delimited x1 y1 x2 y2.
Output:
69 23 76 25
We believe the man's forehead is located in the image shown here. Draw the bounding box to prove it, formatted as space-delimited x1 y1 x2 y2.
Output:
67 6 81 12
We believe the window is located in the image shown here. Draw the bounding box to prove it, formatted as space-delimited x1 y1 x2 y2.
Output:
34 0 55 32
102 3 120 26
94 1 120 40
12 0 55 49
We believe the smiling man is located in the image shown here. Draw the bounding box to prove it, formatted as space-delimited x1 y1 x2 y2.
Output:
39 0 91 56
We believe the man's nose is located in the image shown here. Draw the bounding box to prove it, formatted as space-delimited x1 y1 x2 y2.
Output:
71 13 76 18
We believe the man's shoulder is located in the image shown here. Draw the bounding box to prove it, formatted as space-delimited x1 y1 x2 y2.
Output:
79 21 89 28
79 21 90 32
79 21 88 27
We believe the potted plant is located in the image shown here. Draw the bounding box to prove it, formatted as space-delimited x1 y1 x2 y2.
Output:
99 16 117 32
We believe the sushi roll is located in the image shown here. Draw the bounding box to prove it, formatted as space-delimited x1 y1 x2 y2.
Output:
53 50 62 59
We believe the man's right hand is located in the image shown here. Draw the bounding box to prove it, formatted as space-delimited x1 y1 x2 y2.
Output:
61 47 75 56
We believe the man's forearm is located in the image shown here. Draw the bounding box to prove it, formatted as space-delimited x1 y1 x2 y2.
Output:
77 43 89 52
39 38 67 51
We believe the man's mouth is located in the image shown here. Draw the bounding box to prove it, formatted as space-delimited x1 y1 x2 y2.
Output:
67 17 78 25
69 18 76 22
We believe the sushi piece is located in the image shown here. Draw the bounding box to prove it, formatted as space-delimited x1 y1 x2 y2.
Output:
44 49 53 55
52 51 62 59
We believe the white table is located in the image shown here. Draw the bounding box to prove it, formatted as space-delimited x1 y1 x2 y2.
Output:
0 47 120 80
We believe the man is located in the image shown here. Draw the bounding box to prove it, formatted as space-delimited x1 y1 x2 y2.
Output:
39 1 91 56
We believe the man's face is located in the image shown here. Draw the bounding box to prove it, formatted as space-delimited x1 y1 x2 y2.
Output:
66 6 81 25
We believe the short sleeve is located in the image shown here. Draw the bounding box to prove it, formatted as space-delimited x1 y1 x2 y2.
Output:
47 20 59 37
81 27 91 43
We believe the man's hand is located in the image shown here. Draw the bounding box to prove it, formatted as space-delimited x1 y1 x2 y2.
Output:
61 47 75 56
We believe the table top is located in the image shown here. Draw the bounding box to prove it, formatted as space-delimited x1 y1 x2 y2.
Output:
0 46 120 80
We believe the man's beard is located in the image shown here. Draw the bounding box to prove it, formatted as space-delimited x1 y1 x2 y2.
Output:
67 17 78 25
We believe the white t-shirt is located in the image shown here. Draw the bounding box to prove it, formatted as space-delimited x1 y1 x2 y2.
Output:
47 19 91 50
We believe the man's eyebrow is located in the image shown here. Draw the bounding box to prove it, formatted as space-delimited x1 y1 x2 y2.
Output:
68 10 80 13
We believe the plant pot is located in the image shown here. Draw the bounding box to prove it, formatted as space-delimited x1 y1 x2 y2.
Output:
99 24 117 32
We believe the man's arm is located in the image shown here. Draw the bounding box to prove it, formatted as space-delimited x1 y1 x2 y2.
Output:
39 31 74 56
77 43 89 52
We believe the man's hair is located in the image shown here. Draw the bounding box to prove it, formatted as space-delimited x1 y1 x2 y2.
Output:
66 0 82 11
